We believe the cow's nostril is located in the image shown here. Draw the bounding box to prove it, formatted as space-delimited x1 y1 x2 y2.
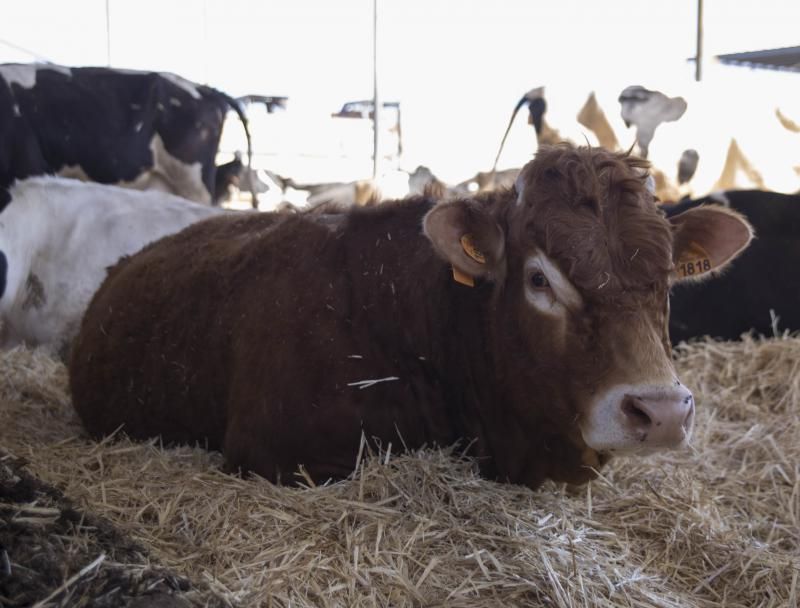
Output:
621 397 653 429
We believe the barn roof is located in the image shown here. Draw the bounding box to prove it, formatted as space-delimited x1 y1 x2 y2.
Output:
716 45 800 73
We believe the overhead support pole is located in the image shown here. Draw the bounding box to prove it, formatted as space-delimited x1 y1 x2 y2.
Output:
105 0 112 66
202 0 210 84
695 0 703 81
372 0 380 179
0 38 51 62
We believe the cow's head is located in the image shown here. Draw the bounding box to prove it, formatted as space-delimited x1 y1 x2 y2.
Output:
618 85 687 158
423 144 752 486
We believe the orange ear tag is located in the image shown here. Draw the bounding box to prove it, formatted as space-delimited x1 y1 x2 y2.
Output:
452 267 475 287
451 234 486 287
460 234 487 264
676 241 713 279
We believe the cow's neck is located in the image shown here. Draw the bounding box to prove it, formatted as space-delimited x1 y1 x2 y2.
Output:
343 199 585 488
341 200 499 447
429 282 548 487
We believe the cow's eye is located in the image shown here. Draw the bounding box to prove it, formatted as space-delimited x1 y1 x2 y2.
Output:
530 271 550 289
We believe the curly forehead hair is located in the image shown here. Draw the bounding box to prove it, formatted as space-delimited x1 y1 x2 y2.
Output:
510 144 674 296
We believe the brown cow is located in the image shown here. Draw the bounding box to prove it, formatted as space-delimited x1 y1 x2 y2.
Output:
68 145 753 489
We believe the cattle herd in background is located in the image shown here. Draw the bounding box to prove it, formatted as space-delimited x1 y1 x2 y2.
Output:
0 62 797 357
489 84 800 203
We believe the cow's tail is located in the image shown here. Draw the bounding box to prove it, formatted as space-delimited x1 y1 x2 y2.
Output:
218 92 257 208
491 95 530 175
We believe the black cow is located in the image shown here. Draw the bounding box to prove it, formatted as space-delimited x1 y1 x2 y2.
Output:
0 63 253 209
664 190 800 343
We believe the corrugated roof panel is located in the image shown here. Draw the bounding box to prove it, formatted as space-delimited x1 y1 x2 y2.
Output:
716 45 800 73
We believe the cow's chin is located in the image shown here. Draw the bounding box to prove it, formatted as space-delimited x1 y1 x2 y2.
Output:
554 446 611 486
540 433 612 486
579 426 692 456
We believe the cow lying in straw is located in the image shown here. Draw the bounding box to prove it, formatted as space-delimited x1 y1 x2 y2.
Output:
0 177 223 356
68 144 753 489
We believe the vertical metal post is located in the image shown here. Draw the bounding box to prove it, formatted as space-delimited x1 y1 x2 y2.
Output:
372 0 380 179
695 0 703 81
202 0 210 84
105 0 112 66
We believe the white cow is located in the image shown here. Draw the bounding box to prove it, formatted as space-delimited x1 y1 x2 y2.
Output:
0 177 226 355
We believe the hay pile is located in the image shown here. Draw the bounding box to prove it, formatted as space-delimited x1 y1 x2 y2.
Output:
1 337 798 607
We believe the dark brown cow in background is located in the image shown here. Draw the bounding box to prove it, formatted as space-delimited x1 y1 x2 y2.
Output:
68 145 753 489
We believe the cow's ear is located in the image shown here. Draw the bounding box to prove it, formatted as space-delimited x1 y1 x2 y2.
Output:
423 199 506 283
669 206 753 282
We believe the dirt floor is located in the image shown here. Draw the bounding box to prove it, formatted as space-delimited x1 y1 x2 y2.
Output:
0 453 228 607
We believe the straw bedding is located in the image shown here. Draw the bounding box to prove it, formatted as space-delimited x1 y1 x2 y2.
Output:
0 336 798 607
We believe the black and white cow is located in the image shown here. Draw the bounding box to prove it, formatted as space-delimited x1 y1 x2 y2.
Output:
0 63 252 209
618 85 687 159
664 190 800 343
0 177 226 355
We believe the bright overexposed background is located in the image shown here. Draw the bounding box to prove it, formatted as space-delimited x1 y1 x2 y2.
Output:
2 1 799 189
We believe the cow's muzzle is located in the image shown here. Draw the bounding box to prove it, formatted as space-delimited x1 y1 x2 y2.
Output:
581 383 695 453
619 389 694 447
